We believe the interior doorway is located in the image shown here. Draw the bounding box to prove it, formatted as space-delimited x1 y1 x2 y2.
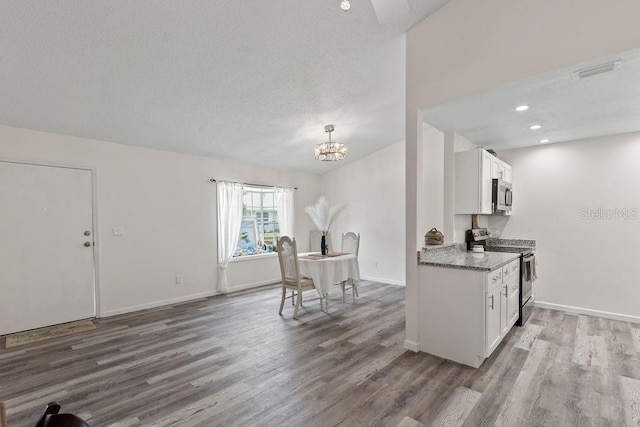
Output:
0 161 96 335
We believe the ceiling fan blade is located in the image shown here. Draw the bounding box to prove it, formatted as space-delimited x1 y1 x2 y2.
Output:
370 0 410 24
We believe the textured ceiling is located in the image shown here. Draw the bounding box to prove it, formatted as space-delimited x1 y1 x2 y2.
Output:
0 0 451 175
422 48 640 151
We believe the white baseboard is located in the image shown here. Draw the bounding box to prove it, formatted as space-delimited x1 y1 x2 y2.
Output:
99 290 220 318
534 300 640 324
360 276 406 286
404 339 420 352
227 279 280 293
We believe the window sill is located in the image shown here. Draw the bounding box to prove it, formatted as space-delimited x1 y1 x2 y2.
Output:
229 252 278 263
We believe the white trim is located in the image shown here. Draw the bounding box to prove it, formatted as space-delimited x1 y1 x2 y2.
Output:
534 300 640 324
404 339 420 352
228 252 278 263
360 276 406 286
99 290 220 318
91 166 102 318
0 157 96 172
227 278 281 293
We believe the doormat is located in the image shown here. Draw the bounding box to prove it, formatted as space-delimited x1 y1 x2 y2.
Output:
4 319 96 348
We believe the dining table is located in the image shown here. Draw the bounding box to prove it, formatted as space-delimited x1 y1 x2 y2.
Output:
298 252 360 311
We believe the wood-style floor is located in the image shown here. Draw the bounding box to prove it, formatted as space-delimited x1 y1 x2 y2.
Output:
1 282 640 426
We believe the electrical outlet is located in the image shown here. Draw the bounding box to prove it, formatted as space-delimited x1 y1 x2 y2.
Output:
175 274 183 285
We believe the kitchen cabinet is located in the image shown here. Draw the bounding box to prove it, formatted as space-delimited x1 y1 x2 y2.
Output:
418 258 520 368
490 155 512 183
486 284 503 354
504 164 513 183
503 260 520 327
454 148 512 214
454 148 493 214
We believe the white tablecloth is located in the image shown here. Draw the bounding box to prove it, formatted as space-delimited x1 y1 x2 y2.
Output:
298 252 360 296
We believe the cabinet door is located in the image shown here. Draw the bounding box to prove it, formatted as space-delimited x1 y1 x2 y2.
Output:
507 284 520 326
486 286 502 355
501 284 509 334
504 165 513 183
491 157 501 179
481 151 493 214
506 266 520 326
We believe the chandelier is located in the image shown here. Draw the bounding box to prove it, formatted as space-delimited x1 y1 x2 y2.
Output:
315 124 347 161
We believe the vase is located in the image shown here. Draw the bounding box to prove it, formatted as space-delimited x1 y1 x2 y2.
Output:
321 235 327 255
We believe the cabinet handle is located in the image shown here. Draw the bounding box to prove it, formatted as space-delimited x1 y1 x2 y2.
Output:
489 295 494 309
504 285 508 296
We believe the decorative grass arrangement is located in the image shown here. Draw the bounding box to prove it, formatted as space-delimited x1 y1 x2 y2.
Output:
305 196 345 235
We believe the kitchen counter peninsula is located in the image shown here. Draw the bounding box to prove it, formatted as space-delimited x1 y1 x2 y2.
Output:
416 242 523 368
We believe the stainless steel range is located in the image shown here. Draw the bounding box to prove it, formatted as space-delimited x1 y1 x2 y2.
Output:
465 228 536 326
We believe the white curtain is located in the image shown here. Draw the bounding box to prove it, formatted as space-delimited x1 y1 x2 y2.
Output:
216 181 244 293
274 187 295 238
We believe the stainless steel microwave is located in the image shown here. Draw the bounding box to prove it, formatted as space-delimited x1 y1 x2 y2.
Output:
492 179 512 213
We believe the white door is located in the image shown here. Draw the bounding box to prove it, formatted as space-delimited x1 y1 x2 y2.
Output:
0 161 95 335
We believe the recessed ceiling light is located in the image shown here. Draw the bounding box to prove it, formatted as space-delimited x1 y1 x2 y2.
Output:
529 124 542 130
340 0 351 11
515 105 529 112
539 138 550 144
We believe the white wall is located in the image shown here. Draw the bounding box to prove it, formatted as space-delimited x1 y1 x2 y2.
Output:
487 132 640 320
0 125 321 316
321 141 405 285
404 0 640 348
418 126 444 247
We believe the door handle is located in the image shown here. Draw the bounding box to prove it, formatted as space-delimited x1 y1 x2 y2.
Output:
489 295 494 309
84 230 91 236
84 242 92 247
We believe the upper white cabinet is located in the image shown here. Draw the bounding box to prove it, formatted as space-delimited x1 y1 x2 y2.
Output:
491 156 512 183
455 148 512 214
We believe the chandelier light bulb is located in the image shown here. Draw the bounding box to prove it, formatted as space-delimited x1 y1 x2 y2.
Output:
341 0 351 11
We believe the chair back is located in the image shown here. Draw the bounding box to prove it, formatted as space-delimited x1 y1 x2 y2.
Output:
309 230 331 252
35 402 89 427
341 232 360 256
277 236 301 286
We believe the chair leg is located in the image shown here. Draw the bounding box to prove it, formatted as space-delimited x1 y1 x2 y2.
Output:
341 281 346 303
293 289 302 319
325 293 329 313
291 290 295 305
279 287 287 315
352 279 356 303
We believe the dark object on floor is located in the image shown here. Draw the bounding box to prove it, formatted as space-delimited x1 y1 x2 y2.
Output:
34 402 89 427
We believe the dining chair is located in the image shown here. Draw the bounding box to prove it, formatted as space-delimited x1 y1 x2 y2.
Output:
309 230 331 253
340 232 360 303
1 402 7 427
277 236 319 319
34 402 89 427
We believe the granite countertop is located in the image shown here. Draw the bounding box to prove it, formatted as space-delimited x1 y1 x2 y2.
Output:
419 250 520 271
417 237 535 271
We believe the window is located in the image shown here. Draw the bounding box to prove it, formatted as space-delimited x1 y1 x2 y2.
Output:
234 186 280 257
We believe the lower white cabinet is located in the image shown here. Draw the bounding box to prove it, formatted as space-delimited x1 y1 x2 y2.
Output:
485 259 520 354
486 284 503 355
418 259 521 368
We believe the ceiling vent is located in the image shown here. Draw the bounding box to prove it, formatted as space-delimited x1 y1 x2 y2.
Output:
573 60 621 79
